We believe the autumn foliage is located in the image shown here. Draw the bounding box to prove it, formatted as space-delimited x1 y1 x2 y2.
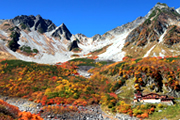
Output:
0 56 180 119
0 99 43 120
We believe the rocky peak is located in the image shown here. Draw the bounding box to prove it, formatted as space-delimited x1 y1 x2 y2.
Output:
154 2 168 9
124 3 180 47
11 15 56 33
33 15 56 33
145 3 169 19
76 33 86 38
92 34 101 41
11 15 36 28
51 23 72 40
35 14 42 20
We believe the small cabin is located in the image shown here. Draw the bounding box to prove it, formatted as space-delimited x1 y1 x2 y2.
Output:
134 93 174 105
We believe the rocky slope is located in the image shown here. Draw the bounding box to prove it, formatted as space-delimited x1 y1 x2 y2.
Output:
124 3 180 58
0 3 180 64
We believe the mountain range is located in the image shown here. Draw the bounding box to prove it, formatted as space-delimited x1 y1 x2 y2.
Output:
0 2 180 64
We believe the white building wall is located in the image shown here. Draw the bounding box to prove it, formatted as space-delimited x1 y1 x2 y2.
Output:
143 99 161 103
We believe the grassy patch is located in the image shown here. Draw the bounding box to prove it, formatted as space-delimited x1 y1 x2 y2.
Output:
20 45 38 54
148 104 180 120
69 58 95 63
118 79 134 104
90 44 112 56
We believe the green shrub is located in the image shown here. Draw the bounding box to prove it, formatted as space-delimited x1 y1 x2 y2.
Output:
144 19 151 25
20 45 38 54
32 87 39 92
33 49 38 53
38 28 44 34
149 10 156 19
47 92 59 99
8 31 20 51
157 2 167 6
20 45 32 54
9 27 14 31
73 48 80 51
20 23 27 29
4 24 10 26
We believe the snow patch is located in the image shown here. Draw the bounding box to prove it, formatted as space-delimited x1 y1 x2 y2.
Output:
159 52 165 58
162 49 165 53
98 31 130 61
159 30 167 43
0 29 8 37
176 7 180 14
143 45 156 57
153 53 157 57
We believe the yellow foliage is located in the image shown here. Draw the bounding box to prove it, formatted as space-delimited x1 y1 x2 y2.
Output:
44 88 51 95
55 84 64 92
134 84 139 87
18 78 22 81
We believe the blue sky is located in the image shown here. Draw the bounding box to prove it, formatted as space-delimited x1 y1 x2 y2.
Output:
1 0 180 37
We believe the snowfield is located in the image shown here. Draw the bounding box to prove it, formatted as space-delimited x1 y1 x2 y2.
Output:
98 31 130 61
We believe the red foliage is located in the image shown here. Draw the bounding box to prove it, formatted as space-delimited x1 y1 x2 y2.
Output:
150 107 155 112
106 80 109 84
141 113 149 118
122 56 129 61
109 93 117 98
52 76 57 80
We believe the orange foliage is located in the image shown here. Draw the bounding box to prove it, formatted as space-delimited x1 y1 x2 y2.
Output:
0 99 43 120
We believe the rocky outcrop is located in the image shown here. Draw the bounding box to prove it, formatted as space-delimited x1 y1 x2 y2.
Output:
92 34 101 41
11 15 36 28
74 33 88 42
69 40 79 51
11 15 57 33
0 20 6 25
33 15 56 33
51 23 72 40
109 16 145 35
11 15 72 40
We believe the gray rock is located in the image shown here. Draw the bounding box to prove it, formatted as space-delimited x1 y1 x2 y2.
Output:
69 40 79 51
92 34 101 41
51 23 72 40
0 20 6 25
11 15 57 33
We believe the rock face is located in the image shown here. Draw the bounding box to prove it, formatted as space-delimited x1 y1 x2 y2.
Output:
69 40 79 51
92 34 101 41
110 16 145 35
0 20 6 25
10 15 72 40
51 23 72 40
33 15 56 33
11 15 57 33
11 15 36 28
